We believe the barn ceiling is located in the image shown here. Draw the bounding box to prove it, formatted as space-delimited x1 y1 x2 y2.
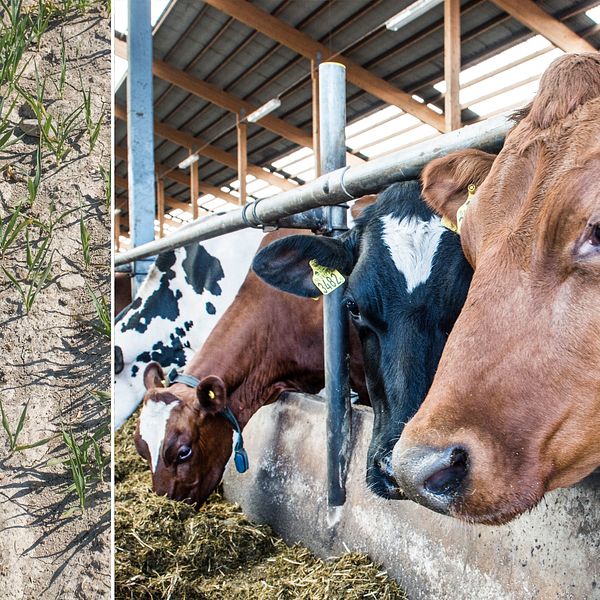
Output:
114 0 600 244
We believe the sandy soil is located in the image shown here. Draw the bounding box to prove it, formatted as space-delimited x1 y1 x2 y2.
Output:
0 5 110 599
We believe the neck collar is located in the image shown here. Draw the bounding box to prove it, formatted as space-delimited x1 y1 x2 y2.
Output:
165 369 249 474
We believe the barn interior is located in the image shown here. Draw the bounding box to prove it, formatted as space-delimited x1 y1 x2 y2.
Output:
113 2 600 598
114 0 600 250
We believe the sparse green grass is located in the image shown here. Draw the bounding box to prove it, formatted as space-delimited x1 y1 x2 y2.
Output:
18 73 85 164
81 78 104 153
26 142 42 206
57 29 67 97
88 283 110 338
0 0 110 540
2 225 55 313
29 0 52 50
0 204 26 257
79 211 91 266
0 95 19 150
0 399 52 453
0 0 31 86
60 422 109 513
99 163 110 210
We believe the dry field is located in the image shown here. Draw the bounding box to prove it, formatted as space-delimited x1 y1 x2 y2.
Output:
0 2 110 598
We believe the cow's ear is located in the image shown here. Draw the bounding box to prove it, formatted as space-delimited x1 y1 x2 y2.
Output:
143 362 165 390
252 233 356 298
196 375 227 415
421 149 495 225
350 194 377 221
134 426 150 462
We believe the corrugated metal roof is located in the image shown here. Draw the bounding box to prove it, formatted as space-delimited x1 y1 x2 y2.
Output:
114 0 600 246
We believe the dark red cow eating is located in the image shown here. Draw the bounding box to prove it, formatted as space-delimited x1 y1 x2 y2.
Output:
134 230 367 506
392 53 600 525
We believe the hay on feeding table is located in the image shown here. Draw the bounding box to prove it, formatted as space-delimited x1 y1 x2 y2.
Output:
115 417 406 600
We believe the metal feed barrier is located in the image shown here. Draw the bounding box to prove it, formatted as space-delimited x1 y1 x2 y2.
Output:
117 61 511 516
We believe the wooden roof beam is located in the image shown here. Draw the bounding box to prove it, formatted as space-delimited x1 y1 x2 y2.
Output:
114 103 295 191
115 190 199 216
491 0 595 53
114 36 313 148
203 0 446 132
114 144 242 204
115 37 363 165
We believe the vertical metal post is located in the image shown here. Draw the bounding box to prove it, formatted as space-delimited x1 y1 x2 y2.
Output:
127 0 155 293
237 113 247 205
319 62 350 522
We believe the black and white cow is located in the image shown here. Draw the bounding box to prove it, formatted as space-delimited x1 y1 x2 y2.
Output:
114 228 263 429
252 181 472 498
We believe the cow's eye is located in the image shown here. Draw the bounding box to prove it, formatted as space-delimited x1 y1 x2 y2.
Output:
344 298 360 319
590 223 600 246
576 222 600 259
177 445 192 462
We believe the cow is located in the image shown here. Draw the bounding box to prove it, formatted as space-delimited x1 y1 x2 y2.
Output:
391 52 600 525
252 181 472 499
114 227 263 429
134 229 369 507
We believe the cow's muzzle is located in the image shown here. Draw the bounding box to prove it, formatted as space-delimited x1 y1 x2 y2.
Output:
392 443 469 513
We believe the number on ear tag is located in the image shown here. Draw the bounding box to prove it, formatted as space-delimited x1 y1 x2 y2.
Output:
309 259 345 295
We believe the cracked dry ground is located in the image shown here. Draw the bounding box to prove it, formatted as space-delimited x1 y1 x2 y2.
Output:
0 6 110 599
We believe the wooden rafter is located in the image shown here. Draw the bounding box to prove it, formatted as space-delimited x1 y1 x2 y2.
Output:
444 0 461 132
114 103 295 191
114 37 312 148
115 189 202 216
203 0 446 132
114 145 240 205
491 0 595 53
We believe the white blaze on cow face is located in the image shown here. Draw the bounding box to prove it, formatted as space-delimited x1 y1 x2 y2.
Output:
139 399 180 472
380 214 445 293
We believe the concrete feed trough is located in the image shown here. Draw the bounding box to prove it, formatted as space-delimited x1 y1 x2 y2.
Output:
224 393 600 600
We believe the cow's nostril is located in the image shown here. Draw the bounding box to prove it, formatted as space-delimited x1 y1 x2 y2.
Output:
424 446 468 497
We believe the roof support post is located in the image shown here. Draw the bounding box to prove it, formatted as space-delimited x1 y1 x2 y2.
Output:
114 209 121 252
319 62 351 523
127 0 155 292
190 158 199 219
157 177 165 237
237 114 247 206
444 0 461 132
311 57 321 177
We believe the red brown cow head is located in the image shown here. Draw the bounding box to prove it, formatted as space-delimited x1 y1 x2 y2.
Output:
134 230 367 506
392 53 600 525
135 367 233 505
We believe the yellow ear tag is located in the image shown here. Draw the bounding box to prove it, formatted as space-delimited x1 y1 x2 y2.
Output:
441 216 458 233
309 259 345 295
208 390 216 399
442 183 477 235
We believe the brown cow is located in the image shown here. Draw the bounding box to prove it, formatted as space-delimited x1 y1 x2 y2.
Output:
392 53 600 525
134 230 368 506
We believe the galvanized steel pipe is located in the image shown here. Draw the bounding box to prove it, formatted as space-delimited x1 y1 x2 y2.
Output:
319 63 352 516
114 113 511 266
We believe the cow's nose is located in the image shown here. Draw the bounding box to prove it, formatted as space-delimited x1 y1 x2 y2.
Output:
392 445 469 513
